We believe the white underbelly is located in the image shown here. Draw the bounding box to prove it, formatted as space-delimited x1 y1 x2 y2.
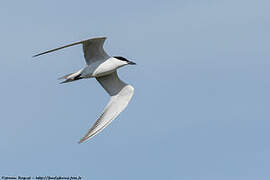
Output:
81 60 117 78
93 61 117 77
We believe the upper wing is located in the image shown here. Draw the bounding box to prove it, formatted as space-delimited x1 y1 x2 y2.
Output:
82 37 110 65
78 71 134 143
33 37 110 65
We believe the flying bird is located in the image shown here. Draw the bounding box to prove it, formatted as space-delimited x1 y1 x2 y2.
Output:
33 37 136 143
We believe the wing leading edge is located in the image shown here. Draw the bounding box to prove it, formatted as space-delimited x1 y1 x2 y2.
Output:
33 37 109 65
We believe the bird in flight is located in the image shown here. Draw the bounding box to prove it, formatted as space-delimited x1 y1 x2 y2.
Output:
33 37 136 143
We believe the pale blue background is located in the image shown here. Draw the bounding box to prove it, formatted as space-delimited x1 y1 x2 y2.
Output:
0 0 270 179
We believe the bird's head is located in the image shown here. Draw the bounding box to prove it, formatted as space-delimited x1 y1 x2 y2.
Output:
113 56 136 66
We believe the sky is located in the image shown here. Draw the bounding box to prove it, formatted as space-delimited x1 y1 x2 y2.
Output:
0 0 270 179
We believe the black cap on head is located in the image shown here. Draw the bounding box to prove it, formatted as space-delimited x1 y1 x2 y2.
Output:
114 56 136 65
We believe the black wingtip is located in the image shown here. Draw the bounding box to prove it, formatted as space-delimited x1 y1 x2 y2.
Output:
59 80 68 84
32 52 46 58
32 53 44 58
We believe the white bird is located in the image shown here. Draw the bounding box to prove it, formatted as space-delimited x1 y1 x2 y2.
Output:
33 37 136 143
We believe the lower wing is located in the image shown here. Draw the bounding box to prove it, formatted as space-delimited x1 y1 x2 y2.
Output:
78 72 134 143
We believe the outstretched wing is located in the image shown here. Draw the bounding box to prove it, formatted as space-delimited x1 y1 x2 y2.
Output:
33 37 110 65
82 37 110 65
78 71 134 143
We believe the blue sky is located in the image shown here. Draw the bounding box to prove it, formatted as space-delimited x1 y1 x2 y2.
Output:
0 0 270 179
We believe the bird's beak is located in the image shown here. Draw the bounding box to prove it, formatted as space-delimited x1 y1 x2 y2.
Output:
128 61 136 65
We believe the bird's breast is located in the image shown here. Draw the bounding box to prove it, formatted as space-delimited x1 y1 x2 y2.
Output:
92 60 118 77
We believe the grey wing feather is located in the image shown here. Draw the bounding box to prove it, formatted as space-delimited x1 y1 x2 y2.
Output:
82 37 109 65
78 71 134 143
32 41 82 57
96 71 127 96
33 37 109 65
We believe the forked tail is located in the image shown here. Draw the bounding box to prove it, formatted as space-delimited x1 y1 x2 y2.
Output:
59 70 83 84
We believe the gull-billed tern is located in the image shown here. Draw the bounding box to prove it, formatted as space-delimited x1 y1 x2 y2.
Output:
33 37 135 143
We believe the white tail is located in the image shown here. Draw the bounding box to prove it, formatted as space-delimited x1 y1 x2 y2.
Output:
59 69 83 84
